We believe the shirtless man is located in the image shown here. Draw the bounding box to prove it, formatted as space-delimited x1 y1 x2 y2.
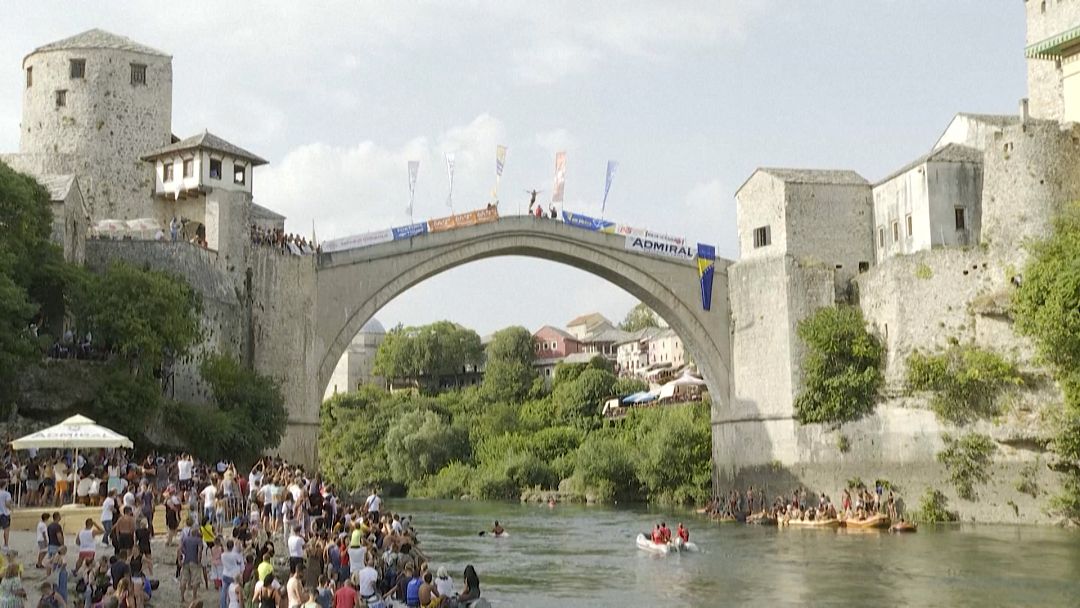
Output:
418 571 441 608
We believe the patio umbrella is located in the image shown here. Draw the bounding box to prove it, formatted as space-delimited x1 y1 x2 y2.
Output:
11 414 133 505
125 217 162 232
93 219 128 235
669 371 707 387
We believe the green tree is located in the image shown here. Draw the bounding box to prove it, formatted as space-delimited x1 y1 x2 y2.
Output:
572 434 638 501
632 405 712 504
552 368 616 424
481 326 536 402
170 355 288 464
937 433 996 501
1012 201 1080 519
552 361 586 387
793 305 883 425
587 354 614 374
74 261 201 371
620 302 660 332
87 365 162 449
373 321 483 390
385 409 469 485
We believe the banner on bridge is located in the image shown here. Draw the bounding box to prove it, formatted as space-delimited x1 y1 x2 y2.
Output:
696 243 716 311
322 228 394 253
623 227 696 261
427 207 500 233
392 221 428 240
561 210 615 233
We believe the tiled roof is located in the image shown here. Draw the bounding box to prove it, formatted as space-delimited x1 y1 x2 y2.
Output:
36 174 78 201
251 203 285 220
566 312 612 329
31 29 169 58
757 168 868 186
954 113 1021 127
141 130 268 165
534 325 575 340
876 143 982 186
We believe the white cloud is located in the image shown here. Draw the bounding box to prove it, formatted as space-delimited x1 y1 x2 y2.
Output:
534 128 576 156
511 39 602 85
257 114 507 240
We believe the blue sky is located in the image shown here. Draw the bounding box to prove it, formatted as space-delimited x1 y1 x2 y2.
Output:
0 1 1025 335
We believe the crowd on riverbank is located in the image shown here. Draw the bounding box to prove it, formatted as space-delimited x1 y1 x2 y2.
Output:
702 483 906 525
0 450 485 607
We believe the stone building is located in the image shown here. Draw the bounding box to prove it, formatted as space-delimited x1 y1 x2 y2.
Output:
1025 0 1080 121
323 317 386 399
10 29 173 221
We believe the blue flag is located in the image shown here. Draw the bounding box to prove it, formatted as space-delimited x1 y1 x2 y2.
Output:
602 160 619 213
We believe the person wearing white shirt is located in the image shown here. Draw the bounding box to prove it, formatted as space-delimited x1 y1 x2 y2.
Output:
177 454 194 490
364 489 382 520
287 526 305 574
220 540 244 608
357 558 380 603
434 566 455 599
100 492 116 546
201 482 218 524
35 512 49 568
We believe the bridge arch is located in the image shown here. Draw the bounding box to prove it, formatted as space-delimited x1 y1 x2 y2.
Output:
309 216 732 476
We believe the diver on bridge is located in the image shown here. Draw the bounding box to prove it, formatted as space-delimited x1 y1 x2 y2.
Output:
549 204 557 219
525 189 542 214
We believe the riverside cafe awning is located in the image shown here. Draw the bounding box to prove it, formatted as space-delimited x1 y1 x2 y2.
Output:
10 414 133 505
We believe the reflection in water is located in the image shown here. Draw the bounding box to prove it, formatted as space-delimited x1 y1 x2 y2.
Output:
394 499 1080 607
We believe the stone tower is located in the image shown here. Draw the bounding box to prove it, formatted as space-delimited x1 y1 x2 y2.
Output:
19 29 172 220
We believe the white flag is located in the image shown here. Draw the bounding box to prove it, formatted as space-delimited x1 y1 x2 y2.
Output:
407 160 419 215
445 153 456 209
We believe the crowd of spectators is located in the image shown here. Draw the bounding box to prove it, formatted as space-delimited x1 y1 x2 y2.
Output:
0 447 484 608
250 225 320 256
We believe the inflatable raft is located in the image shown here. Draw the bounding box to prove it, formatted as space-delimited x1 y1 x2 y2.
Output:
780 517 841 528
636 534 700 554
843 514 890 529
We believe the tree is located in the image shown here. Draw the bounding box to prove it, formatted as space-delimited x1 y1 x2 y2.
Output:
552 362 586 388
373 321 483 389
0 162 80 400
552 368 616 425
384 409 469 485
74 261 201 371
481 326 536 402
88 365 162 449
793 306 883 425
619 302 660 332
169 355 288 464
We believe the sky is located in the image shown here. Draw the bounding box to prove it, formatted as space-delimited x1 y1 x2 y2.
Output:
0 1 1026 336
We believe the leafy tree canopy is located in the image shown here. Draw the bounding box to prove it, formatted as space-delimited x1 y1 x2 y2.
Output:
481 326 536 402
793 305 883 425
74 261 201 369
373 320 483 385
619 302 660 332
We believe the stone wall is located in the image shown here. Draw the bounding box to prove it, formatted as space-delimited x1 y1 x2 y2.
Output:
248 247 320 467
735 172 786 259
1024 0 1080 120
20 46 172 221
784 182 873 287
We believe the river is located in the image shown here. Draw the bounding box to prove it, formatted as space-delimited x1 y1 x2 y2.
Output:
391 498 1080 607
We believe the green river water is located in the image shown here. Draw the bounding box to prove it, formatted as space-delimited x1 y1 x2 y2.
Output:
392 499 1080 607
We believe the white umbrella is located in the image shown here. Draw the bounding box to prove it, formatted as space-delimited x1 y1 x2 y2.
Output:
93 219 128 235
668 371 707 387
125 217 161 232
11 414 133 506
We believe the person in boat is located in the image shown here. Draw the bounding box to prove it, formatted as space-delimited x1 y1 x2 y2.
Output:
676 523 689 544
659 522 671 543
650 524 663 544
491 521 504 536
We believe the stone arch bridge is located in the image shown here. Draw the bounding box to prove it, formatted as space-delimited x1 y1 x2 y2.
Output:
273 216 733 478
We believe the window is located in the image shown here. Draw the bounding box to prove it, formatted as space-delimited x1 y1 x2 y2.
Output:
954 207 966 231
70 59 85 79
55 89 66 108
130 63 146 85
182 158 194 178
877 227 885 249
233 163 246 185
209 158 222 180
163 162 174 182
905 214 912 237
891 221 899 243
858 261 870 273
752 225 771 248
25 66 32 88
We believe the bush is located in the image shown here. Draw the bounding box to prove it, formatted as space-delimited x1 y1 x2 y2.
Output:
571 434 638 502
912 488 957 523
411 462 474 499
906 345 1022 424
937 433 996 500
385 409 469 485
552 362 587 388
793 306 883 425
632 405 712 504
88 366 162 449
613 377 648 396
552 368 616 425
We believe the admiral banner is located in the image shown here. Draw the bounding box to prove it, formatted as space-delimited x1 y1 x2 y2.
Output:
428 207 500 233
696 243 716 311
561 210 615 233
322 228 394 253
623 228 695 260
392 221 428 240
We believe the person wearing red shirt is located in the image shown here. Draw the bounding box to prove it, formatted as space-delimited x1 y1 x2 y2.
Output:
676 523 689 543
650 524 664 544
659 522 671 543
334 576 359 608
